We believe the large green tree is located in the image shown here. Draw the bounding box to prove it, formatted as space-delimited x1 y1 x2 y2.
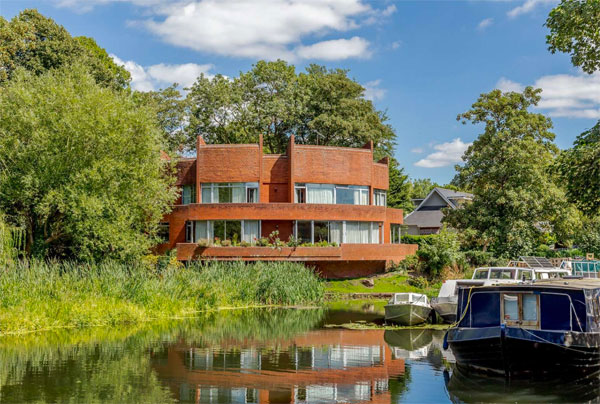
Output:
0 9 130 90
186 60 396 155
0 65 176 261
546 0 600 74
387 159 413 212
443 87 570 257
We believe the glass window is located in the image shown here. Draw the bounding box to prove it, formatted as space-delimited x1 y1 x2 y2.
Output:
490 269 516 280
243 220 260 243
473 269 489 279
296 221 312 243
185 221 194 243
182 185 196 204
201 184 212 203
247 187 258 203
202 183 256 203
335 185 368 205
157 222 169 242
218 186 232 203
329 222 342 244
391 224 402 244
295 184 306 203
195 220 207 242
314 221 329 242
213 220 225 241
307 184 334 204
346 221 370 243
518 269 533 280
371 223 380 244
225 221 241 241
522 294 538 322
374 189 386 206
503 294 519 321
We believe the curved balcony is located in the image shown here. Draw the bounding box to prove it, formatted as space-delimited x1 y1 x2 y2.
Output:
169 203 404 223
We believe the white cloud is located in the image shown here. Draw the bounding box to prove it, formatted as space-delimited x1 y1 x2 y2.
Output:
507 0 558 18
496 72 600 119
415 138 471 168
363 79 386 102
410 147 424 154
496 77 525 93
295 37 370 60
477 18 493 31
56 0 391 61
111 54 214 92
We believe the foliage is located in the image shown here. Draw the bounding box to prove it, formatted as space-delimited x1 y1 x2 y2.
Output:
186 60 396 155
555 121 600 215
575 215 600 255
0 213 24 266
416 229 462 277
0 9 130 90
400 234 438 247
444 87 569 258
546 0 600 74
0 65 177 260
533 244 585 258
462 250 504 267
387 158 413 212
133 84 189 153
409 178 439 200
0 260 324 334
325 273 440 297
407 276 429 289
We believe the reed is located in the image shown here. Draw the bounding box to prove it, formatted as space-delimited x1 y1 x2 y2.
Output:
0 260 324 334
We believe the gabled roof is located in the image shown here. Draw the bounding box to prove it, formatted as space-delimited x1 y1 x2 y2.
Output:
403 187 473 229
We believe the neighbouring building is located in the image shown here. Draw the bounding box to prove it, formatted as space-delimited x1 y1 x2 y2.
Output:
159 135 417 278
403 187 473 235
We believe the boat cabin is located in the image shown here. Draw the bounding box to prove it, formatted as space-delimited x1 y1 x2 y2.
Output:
456 279 600 332
471 267 570 282
389 293 429 306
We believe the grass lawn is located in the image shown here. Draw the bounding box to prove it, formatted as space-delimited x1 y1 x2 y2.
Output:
325 273 441 298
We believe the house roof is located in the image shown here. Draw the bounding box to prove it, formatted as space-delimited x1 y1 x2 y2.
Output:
436 188 473 200
403 209 445 228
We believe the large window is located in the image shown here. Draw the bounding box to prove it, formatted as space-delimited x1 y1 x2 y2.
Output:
295 183 369 205
374 189 386 206
181 185 196 205
201 183 259 203
187 220 261 243
294 221 379 244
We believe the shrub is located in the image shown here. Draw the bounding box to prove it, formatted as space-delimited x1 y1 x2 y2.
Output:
197 238 211 247
416 229 461 278
401 234 437 247
407 276 428 289
221 240 232 247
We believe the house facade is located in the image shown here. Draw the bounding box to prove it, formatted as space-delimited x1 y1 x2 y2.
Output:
403 187 473 235
159 135 417 278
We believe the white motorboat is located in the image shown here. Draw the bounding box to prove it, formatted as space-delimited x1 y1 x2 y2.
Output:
384 293 432 325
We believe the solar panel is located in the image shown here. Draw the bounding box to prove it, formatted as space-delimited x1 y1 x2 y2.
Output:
519 256 555 268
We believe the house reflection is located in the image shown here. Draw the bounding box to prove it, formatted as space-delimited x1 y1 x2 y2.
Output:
151 329 405 403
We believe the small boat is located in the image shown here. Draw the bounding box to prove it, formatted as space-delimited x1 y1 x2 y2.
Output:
432 265 571 323
384 329 433 360
384 293 432 325
444 278 600 376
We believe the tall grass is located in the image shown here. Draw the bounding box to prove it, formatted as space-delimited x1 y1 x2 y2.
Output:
0 214 23 266
0 260 324 334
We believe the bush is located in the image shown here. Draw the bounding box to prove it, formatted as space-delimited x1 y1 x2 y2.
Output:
416 229 461 278
407 276 428 289
463 250 502 267
401 234 437 247
220 240 232 247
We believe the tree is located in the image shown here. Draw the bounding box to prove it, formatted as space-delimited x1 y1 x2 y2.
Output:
0 9 130 90
555 122 600 215
409 178 439 200
443 87 568 257
387 159 413 212
186 60 396 155
0 65 176 261
546 0 600 74
134 85 189 153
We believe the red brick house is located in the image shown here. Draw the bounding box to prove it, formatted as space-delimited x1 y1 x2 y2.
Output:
159 135 417 278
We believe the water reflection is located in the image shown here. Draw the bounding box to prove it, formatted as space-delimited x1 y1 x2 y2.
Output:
0 306 599 403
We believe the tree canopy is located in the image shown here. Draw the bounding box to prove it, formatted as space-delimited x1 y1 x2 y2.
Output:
0 65 176 260
443 87 572 257
186 60 396 155
546 0 600 74
0 9 130 90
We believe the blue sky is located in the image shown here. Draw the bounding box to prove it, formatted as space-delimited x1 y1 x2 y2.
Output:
2 0 599 184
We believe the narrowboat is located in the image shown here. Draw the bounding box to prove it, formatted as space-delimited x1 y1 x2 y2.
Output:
432 266 570 323
444 279 600 376
385 293 432 325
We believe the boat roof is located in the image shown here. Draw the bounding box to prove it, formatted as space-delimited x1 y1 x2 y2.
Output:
475 278 600 291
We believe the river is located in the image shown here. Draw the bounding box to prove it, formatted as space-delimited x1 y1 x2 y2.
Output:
0 302 598 403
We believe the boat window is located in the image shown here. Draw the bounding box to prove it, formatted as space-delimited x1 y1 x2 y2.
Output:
473 269 489 279
522 294 538 322
490 269 516 280
503 294 519 321
517 270 532 281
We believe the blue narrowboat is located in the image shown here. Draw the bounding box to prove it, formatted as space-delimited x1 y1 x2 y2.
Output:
445 279 600 376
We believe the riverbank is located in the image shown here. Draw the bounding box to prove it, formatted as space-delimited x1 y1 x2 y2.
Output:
0 260 324 335
325 272 441 298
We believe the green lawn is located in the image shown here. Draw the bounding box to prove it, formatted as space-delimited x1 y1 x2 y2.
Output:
325 273 441 298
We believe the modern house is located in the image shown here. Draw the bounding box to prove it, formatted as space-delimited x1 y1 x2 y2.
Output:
159 135 417 278
403 187 473 235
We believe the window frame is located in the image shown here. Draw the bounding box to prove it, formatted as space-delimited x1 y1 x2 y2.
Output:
201 182 259 204
500 292 540 329
374 189 387 206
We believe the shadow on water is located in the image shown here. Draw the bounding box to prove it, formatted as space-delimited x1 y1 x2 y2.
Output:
445 365 600 403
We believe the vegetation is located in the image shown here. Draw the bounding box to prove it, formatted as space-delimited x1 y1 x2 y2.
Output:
325 273 441 298
0 65 177 260
546 0 600 74
0 260 324 335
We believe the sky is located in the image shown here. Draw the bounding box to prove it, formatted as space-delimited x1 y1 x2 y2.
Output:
2 0 599 184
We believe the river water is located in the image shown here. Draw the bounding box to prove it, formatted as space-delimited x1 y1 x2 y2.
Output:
0 303 598 403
